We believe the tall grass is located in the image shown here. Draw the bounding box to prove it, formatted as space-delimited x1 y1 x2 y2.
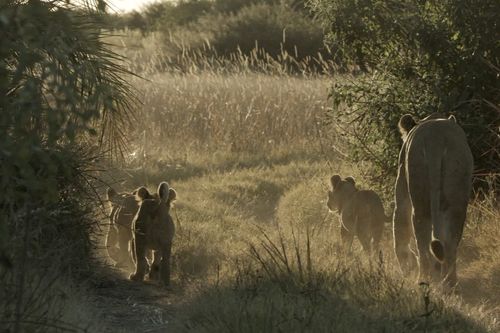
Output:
106 29 338 75
99 29 500 332
134 72 329 149
157 161 499 332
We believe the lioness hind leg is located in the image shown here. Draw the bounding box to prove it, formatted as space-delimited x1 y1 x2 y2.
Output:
439 208 466 288
412 212 433 283
130 234 148 282
159 242 172 286
393 173 417 274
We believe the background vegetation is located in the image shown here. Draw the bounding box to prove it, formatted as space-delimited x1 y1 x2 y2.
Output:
0 0 134 331
103 31 499 331
311 0 499 190
103 0 334 73
1 0 498 332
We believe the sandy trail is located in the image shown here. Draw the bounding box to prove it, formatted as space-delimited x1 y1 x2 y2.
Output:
89 265 183 333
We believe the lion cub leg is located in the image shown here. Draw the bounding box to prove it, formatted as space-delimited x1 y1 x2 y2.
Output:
116 227 134 268
130 234 148 281
357 231 373 256
148 250 161 281
159 242 173 286
340 223 354 254
106 224 120 263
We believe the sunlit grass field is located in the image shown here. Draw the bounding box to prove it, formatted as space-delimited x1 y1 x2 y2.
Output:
97 31 500 331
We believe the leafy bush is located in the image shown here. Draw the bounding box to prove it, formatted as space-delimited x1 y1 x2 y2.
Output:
311 0 499 189
199 3 325 60
106 0 329 72
154 0 212 28
0 0 134 329
136 0 278 30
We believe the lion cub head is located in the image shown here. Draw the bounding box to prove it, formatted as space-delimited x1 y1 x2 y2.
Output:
133 183 177 207
106 187 122 208
106 187 138 214
327 175 357 212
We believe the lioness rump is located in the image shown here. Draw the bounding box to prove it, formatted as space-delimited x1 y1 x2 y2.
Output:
393 114 473 287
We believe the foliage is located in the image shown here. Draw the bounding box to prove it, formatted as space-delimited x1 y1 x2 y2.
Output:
111 65 499 330
213 0 272 13
311 0 500 188
149 0 213 29
0 0 135 330
103 0 329 72
195 3 325 61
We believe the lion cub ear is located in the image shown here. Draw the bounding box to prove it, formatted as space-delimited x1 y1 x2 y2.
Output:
448 115 457 123
331 175 341 189
134 187 151 201
398 114 417 139
168 188 177 202
158 182 170 202
345 177 355 186
106 188 117 200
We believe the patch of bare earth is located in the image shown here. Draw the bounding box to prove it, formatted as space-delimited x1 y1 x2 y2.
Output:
88 265 183 333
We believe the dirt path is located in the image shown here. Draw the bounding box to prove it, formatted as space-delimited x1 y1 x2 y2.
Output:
88 265 184 333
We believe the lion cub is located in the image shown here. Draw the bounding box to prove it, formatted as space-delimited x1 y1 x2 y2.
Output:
327 175 388 256
130 182 177 286
106 188 140 268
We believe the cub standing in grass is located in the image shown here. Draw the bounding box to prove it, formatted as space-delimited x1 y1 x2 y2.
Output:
106 186 157 268
327 175 388 256
130 182 177 286
106 188 140 268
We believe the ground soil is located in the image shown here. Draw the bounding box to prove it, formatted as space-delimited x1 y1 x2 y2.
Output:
88 263 185 332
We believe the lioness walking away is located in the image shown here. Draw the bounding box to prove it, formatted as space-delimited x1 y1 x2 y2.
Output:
393 114 473 288
327 175 387 256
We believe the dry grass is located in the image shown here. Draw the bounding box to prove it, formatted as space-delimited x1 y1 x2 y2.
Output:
95 30 500 332
161 160 499 332
105 29 337 75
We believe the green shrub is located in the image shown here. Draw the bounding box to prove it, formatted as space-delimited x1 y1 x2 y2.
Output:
151 2 327 73
156 0 213 28
202 3 325 60
312 0 499 189
0 0 134 329
108 1 329 72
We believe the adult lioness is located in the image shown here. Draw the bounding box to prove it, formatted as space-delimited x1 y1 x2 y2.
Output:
130 182 176 286
393 114 473 287
327 175 387 255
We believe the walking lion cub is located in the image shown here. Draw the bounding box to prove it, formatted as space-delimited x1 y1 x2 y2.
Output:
327 175 388 255
129 182 177 286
